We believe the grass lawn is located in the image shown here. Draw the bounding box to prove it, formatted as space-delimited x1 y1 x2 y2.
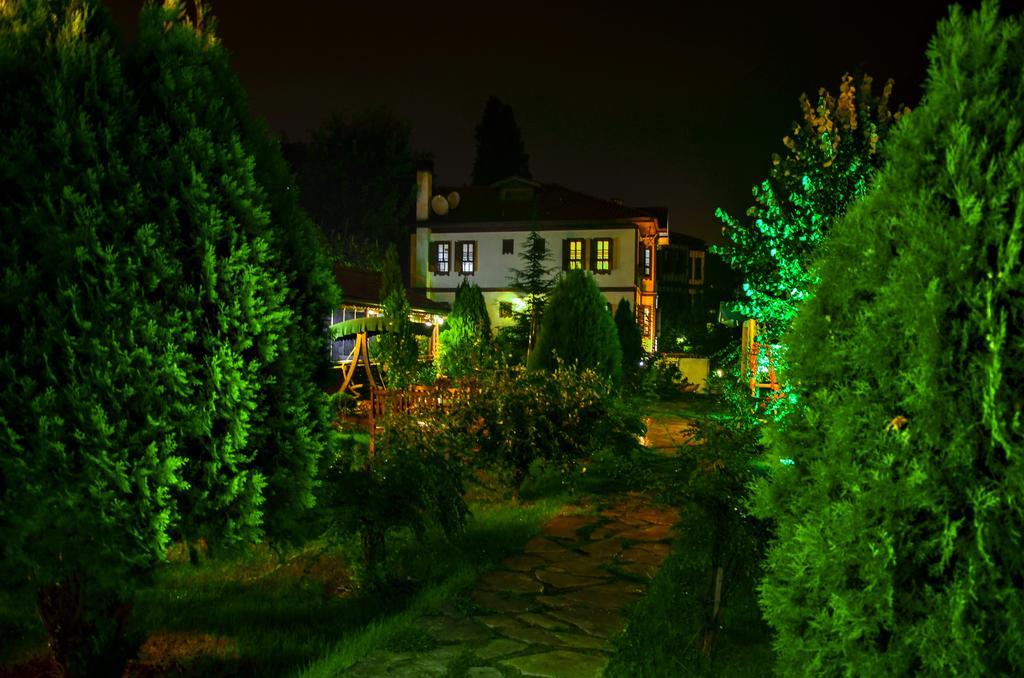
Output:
0 469 575 677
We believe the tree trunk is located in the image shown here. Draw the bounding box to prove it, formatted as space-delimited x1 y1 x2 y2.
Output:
36 575 134 678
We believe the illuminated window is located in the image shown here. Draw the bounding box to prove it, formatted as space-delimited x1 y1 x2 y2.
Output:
642 305 652 338
458 241 475 275
499 301 513 318
643 246 653 278
502 239 514 255
594 238 611 273
564 238 584 270
431 241 450 275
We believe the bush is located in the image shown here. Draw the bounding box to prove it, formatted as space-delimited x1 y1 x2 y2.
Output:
614 298 644 388
752 3 1024 673
529 270 622 386
317 413 469 580
453 368 644 498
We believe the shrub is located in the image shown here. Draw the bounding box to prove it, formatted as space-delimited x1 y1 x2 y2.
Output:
454 369 644 498
529 270 622 386
317 413 469 579
752 3 1024 673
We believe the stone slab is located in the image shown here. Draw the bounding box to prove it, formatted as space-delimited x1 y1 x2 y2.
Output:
500 650 609 678
472 590 534 614
543 607 628 638
535 569 606 590
517 612 572 631
478 570 545 594
501 554 547 572
474 638 527 660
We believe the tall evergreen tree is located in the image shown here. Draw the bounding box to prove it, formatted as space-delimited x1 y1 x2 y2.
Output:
753 3 1024 673
376 244 419 387
471 96 531 185
507 230 556 359
0 2 188 672
436 279 492 379
614 298 644 383
529 270 622 386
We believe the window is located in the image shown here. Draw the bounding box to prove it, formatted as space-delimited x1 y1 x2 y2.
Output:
456 240 476 275
593 238 612 273
689 250 704 284
499 301 513 318
502 239 514 255
563 238 585 270
429 241 451 275
643 246 653 278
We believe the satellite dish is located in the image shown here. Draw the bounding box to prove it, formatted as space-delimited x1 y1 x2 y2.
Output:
431 195 449 216
447 191 461 210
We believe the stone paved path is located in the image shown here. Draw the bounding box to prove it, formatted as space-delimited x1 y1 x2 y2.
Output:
344 493 678 677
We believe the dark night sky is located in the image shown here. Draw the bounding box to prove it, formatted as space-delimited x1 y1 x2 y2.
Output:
106 0 1024 243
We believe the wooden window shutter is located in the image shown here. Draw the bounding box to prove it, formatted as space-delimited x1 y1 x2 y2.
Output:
589 239 598 272
455 241 463 274
607 239 614 271
472 240 478 272
562 239 570 271
428 242 438 272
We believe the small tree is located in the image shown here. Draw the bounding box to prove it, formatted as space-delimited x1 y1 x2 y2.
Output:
614 298 644 386
436 279 493 379
506 230 557 361
375 244 419 388
753 3 1024 673
715 72 903 343
471 96 531 184
529 270 622 386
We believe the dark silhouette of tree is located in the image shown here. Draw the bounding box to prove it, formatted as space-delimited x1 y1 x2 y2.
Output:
291 109 416 266
471 96 531 185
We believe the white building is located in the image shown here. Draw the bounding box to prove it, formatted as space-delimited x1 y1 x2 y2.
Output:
409 173 670 352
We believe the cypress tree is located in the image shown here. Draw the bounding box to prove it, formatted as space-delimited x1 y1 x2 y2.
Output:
506 230 556 360
0 2 187 672
529 270 622 386
753 3 1024 673
376 244 419 387
471 96 531 185
436 279 492 378
614 298 644 383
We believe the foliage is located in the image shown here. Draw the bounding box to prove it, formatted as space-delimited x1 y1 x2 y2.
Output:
0 2 335 672
317 415 469 577
453 369 645 498
752 3 1024 673
606 497 771 677
375 245 420 388
288 108 416 265
471 95 531 185
529 270 623 386
505 230 557 361
614 299 644 387
435 279 493 378
714 73 904 342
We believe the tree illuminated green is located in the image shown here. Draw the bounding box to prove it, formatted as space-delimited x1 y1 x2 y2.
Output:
504 230 556 362
613 299 644 386
715 73 904 341
753 3 1024 672
375 244 419 388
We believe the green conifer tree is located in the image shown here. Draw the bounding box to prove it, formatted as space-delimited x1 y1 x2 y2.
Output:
614 298 644 385
376 244 419 387
436 279 493 378
0 2 187 672
506 230 556 360
529 270 622 386
753 3 1024 673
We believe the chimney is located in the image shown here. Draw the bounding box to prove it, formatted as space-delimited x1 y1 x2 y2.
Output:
416 157 433 222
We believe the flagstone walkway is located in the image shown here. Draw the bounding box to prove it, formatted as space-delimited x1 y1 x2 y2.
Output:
344 493 678 677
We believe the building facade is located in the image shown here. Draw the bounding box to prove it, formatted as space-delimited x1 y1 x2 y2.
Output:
408 174 670 352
